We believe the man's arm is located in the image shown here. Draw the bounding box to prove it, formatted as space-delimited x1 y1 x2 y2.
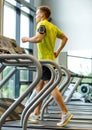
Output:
22 32 45 43
54 34 68 58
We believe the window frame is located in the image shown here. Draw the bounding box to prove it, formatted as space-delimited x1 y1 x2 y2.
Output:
2 0 35 98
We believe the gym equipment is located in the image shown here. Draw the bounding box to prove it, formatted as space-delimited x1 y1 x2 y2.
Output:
0 35 25 54
25 89 36 107
2 60 92 130
22 60 62 130
22 65 70 124
0 100 20 121
0 54 42 130
79 84 92 103
79 83 92 96
0 98 24 114
0 53 64 130
0 36 92 130
63 71 92 103
40 66 71 120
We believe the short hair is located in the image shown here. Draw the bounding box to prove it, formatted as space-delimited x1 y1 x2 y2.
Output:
37 5 51 18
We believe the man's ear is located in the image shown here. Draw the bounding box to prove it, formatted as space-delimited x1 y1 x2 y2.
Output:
41 12 45 18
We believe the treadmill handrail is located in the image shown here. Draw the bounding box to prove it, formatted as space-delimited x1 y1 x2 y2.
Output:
0 54 42 129
0 64 6 73
40 66 71 120
23 60 62 130
21 64 56 125
64 77 83 103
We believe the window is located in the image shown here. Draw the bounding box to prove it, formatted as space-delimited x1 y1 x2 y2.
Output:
2 2 16 98
67 50 92 101
68 50 92 76
3 3 16 38
1 0 35 98
20 13 30 48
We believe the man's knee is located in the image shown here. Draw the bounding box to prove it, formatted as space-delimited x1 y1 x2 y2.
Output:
36 80 44 92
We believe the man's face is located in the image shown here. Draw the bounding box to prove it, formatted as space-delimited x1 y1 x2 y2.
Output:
35 9 44 23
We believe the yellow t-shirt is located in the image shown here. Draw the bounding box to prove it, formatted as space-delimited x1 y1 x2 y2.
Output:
36 20 64 61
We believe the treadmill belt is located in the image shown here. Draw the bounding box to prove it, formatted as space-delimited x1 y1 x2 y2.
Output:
3 119 92 130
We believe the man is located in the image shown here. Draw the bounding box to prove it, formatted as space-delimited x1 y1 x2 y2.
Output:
22 5 73 127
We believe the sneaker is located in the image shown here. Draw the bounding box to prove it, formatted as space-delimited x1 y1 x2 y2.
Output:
28 113 39 123
57 113 73 127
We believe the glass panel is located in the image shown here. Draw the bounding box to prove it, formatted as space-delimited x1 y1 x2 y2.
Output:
3 5 16 39
20 13 30 94
67 50 92 76
68 56 92 75
2 4 16 98
20 13 30 48
25 0 30 2
68 50 92 58
20 0 32 13
1 67 15 98
20 70 29 81
21 7 30 14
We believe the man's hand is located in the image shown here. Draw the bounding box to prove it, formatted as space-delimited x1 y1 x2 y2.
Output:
22 37 29 43
22 33 45 44
54 51 59 58
54 34 68 58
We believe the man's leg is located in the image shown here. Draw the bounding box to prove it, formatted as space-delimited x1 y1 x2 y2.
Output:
51 88 73 126
28 80 44 122
33 80 44 115
25 89 36 106
51 88 68 114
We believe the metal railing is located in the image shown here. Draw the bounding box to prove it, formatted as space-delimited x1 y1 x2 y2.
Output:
0 54 42 130
22 60 62 130
0 54 71 130
40 66 71 120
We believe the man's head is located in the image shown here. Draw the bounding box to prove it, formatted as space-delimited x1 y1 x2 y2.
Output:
36 5 51 23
